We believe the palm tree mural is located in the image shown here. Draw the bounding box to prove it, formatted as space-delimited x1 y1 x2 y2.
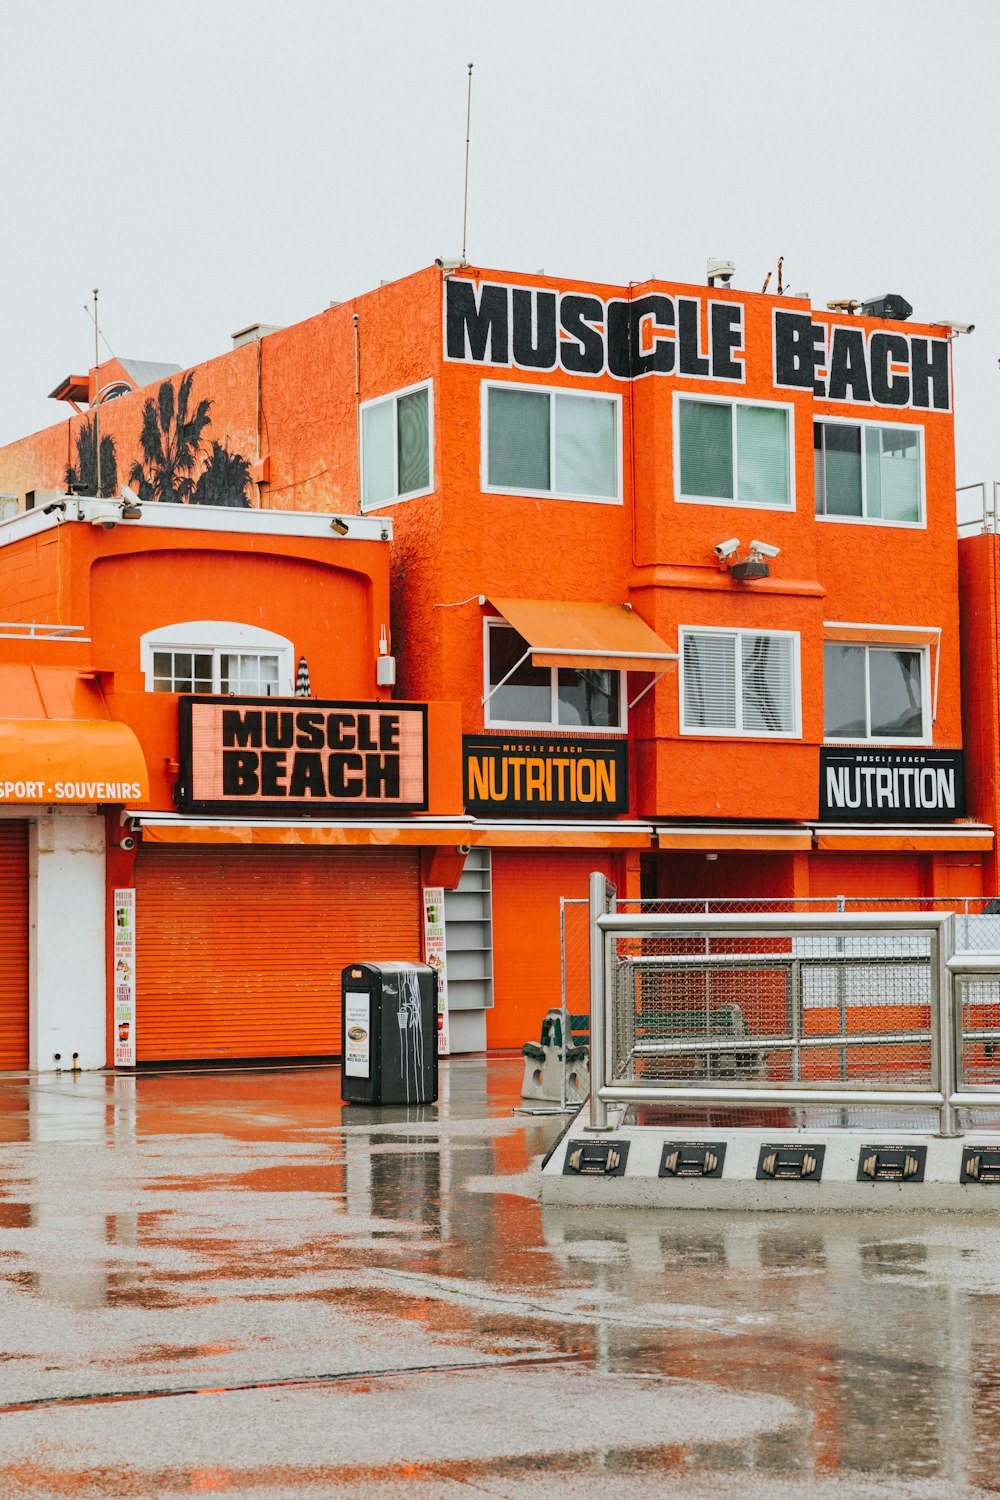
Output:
192 441 252 508
65 418 118 498
128 375 254 508
129 373 212 504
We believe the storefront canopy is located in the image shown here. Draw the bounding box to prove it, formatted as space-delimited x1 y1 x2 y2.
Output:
0 668 149 805
489 597 677 673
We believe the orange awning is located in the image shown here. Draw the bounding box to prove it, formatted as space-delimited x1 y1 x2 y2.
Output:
823 622 940 647
490 597 677 672
0 720 149 805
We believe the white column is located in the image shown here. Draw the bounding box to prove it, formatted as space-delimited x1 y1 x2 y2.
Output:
29 813 107 1071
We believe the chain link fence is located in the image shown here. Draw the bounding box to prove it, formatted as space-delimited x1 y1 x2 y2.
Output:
556 894 1000 1110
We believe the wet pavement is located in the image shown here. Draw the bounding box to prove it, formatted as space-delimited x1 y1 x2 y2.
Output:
0 1060 998 1497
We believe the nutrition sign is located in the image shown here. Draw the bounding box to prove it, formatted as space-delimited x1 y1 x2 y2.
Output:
463 735 628 818
178 698 428 815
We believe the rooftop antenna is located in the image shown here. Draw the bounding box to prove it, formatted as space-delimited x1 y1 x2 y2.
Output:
461 63 473 267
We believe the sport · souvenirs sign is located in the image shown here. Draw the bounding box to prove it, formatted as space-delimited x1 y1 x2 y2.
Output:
178 698 428 815
819 747 965 821
463 735 628 818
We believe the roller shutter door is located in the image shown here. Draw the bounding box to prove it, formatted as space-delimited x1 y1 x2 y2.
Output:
0 822 29 1070
134 845 421 1062
490 850 614 1050
809 853 924 900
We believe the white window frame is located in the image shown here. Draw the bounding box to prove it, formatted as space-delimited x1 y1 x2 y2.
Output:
483 617 627 732
480 380 623 505
813 415 925 529
678 625 802 739
823 640 931 745
673 391 796 511
140 621 295 695
359 378 435 512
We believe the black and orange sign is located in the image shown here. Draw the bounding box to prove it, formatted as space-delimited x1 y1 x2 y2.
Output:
178 697 428 815
463 735 628 819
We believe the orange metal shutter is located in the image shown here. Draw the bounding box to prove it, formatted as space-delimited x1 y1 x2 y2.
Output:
134 845 421 1062
0 822 29 1069
809 853 923 899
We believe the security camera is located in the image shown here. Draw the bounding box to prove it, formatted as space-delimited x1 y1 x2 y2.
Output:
933 319 975 336
435 257 465 272
713 538 740 560
707 258 735 287
457 843 472 856
749 540 780 559
120 835 136 852
827 298 861 314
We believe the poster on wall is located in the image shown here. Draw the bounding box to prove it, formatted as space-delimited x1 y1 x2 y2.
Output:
423 886 450 1056
113 888 136 1068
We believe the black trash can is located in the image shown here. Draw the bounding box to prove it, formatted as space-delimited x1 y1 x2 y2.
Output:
341 961 439 1105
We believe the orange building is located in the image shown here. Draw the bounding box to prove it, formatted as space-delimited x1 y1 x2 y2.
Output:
0 262 992 1067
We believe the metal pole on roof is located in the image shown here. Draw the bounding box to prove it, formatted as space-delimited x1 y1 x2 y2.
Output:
461 64 473 267
93 289 101 498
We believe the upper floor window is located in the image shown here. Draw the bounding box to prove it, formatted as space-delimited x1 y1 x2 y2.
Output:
824 642 928 741
140 621 294 696
484 620 624 730
814 420 923 524
680 627 800 737
360 380 433 510
676 395 792 509
482 383 621 502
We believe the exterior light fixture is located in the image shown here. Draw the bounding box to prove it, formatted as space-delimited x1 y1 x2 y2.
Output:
119 485 143 520
329 517 350 536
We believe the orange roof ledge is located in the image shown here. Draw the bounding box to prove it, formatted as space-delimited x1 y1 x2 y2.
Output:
48 375 90 407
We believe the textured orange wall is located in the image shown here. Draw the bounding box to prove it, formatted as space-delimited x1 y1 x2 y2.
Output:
0 263 966 832
959 534 1000 889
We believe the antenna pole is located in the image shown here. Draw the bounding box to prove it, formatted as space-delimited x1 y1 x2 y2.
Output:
93 288 101 497
461 63 473 266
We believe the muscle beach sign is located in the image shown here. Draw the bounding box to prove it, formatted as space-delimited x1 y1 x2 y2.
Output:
178 697 428 815
444 280 952 411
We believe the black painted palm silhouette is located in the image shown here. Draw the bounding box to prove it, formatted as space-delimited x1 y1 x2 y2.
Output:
192 442 252 508
128 374 212 504
65 418 118 498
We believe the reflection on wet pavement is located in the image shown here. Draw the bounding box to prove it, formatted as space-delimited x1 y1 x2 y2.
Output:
0 1059 996 1496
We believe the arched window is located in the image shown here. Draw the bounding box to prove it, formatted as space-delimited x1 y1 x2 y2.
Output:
139 621 295 697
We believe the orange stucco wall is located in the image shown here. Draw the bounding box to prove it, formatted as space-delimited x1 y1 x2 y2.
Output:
0 261 985 1058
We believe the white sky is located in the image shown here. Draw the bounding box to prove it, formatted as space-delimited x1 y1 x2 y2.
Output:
2 0 996 518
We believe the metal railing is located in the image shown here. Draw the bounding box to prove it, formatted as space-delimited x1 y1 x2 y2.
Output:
583 874 1000 1136
559 893 1000 1111
957 480 1000 536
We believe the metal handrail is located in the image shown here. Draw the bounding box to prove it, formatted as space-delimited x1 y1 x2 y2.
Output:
585 895 1000 1137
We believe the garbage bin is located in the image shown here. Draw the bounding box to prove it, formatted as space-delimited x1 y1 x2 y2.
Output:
341 961 439 1105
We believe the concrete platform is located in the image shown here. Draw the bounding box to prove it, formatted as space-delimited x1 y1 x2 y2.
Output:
541 1105 1000 1211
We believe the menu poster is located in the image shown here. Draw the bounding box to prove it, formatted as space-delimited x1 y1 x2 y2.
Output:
422 886 450 1056
113 889 136 1068
343 992 371 1078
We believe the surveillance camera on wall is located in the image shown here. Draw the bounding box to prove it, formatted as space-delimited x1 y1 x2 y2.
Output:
435 257 465 272
749 540 780 558
707 258 735 287
713 538 740 560
119 835 136 852
934 319 975 336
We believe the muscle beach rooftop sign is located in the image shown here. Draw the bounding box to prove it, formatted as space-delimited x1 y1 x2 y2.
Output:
444 279 951 411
